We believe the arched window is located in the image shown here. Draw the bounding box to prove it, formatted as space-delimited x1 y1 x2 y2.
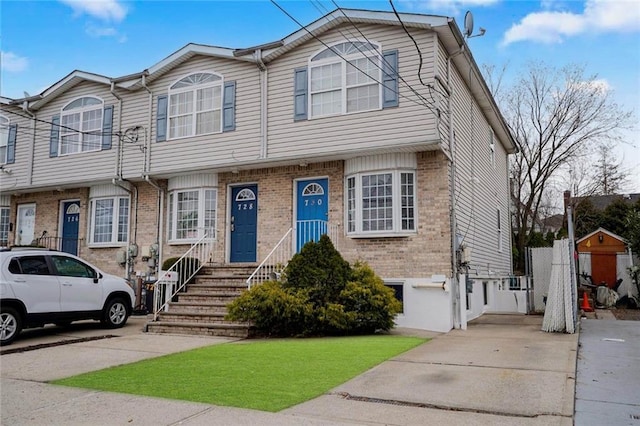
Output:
168 72 223 139
60 96 104 155
309 41 382 117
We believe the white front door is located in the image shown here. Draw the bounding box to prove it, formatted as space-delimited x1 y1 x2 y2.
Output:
16 204 36 246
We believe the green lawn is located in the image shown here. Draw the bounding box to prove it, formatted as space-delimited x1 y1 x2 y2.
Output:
52 335 426 412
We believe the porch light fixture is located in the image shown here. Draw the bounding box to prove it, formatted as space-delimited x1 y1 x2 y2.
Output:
598 234 604 243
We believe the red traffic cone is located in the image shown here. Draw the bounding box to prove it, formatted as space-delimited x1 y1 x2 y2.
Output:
580 291 594 312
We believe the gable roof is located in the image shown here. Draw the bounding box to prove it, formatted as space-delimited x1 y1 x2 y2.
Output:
576 227 627 245
7 8 515 153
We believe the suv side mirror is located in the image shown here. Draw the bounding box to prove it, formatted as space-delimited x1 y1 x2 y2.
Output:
93 271 102 284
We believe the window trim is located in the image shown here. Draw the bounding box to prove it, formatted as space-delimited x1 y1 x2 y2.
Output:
0 206 9 246
308 40 383 119
497 208 503 253
88 196 130 247
167 187 218 244
0 115 9 164
345 169 417 237
167 71 224 140
59 96 104 156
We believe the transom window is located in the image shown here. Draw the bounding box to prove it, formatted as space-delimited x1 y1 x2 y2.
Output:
309 41 382 118
89 196 130 245
302 183 324 196
0 115 9 163
168 188 217 242
235 189 256 201
60 97 103 155
168 72 223 139
346 170 415 236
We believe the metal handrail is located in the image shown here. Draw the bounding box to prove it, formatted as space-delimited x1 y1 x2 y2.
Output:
246 228 293 289
152 230 214 320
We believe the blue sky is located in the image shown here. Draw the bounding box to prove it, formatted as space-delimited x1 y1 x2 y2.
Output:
1 0 639 191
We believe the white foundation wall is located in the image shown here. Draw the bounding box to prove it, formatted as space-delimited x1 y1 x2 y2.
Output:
391 278 454 333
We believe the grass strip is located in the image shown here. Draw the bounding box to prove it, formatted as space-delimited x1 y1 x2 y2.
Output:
52 335 426 412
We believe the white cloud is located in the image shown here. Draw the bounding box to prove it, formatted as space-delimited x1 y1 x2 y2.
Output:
571 78 612 94
503 0 640 45
1 51 28 72
401 0 499 14
59 0 128 22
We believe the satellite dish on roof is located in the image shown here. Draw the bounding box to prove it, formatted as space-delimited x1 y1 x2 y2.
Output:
464 11 474 38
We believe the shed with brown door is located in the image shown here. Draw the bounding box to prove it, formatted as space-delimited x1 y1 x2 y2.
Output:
576 228 627 288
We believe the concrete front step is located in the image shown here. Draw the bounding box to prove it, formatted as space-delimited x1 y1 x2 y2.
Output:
185 284 247 294
145 321 251 338
177 293 241 303
200 265 256 278
192 277 249 286
157 312 230 323
167 302 228 314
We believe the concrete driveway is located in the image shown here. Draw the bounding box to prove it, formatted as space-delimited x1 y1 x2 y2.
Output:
1 314 578 425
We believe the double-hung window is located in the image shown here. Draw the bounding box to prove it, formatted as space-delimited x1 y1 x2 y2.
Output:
168 72 223 139
0 206 9 246
89 197 130 245
309 41 382 118
0 116 9 164
346 170 416 236
60 97 104 155
168 188 217 242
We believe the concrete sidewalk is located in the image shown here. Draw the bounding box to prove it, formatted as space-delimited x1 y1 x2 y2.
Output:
575 319 640 426
1 314 577 425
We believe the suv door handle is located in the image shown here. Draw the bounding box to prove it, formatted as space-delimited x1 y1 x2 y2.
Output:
62 283 72 287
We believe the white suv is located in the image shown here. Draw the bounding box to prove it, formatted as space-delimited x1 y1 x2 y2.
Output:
0 249 135 345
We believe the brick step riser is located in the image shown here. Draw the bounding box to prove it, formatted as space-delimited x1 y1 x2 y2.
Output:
177 295 238 303
183 288 246 295
167 305 228 314
146 324 249 338
200 268 255 278
191 280 248 287
156 314 232 323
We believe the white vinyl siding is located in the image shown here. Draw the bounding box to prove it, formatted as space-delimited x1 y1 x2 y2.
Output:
267 24 439 159
168 188 217 243
168 72 223 139
89 196 129 246
60 97 103 155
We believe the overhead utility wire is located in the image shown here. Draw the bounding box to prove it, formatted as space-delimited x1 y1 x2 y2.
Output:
0 108 140 144
310 0 438 111
389 0 448 101
325 0 440 112
270 0 430 109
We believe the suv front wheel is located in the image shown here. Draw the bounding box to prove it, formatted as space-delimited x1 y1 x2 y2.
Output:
101 298 129 329
1 306 22 345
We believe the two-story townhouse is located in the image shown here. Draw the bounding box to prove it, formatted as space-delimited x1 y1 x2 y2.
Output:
1 9 516 333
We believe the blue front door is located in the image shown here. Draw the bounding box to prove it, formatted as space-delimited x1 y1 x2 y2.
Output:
61 201 80 255
230 185 258 263
296 178 328 251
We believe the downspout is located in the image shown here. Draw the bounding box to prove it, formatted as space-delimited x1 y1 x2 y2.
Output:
141 73 152 175
110 82 123 178
144 175 164 275
112 178 137 280
446 55 462 330
21 101 36 186
255 49 268 158
141 73 163 270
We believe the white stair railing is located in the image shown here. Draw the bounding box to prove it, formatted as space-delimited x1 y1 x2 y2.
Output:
246 228 292 289
295 220 340 251
152 229 214 321
246 221 341 289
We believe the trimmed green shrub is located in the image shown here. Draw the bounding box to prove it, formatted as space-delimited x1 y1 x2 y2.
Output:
226 281 313 336
227 236 402 337
340 262 402 334
283 234 351 305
